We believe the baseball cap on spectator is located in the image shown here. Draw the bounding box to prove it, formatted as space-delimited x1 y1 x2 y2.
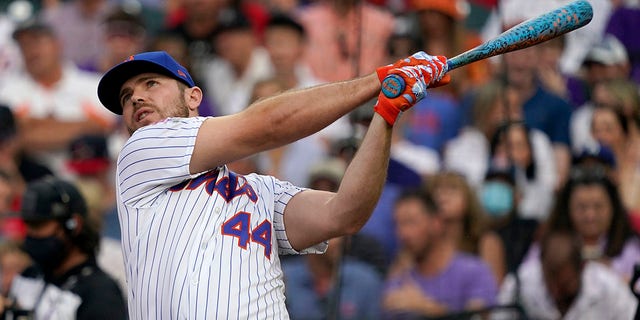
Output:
573 143 616 168
308 158 347 189
97 51 195 114
12 18 56 39
484 163 516 185
266 13 305 36
0 105 16 144
66 135 111 176
20 177 87 223
103 6 146 38
215 9 252 35
583 35 628 67
410 0 468 20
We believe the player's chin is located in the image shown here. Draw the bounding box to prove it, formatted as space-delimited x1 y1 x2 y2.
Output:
136 114 162 128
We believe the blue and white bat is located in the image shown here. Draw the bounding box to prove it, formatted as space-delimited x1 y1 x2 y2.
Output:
381 0 593 99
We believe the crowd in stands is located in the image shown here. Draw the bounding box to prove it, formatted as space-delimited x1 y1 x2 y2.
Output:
0 0 639 318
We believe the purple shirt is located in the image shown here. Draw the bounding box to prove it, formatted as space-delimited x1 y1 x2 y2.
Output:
383 253 498 316
606 7 640 85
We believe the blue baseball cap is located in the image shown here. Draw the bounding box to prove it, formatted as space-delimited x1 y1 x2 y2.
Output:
97 51 195 114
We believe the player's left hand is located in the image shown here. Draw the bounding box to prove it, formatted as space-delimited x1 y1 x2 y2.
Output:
374 53 449 125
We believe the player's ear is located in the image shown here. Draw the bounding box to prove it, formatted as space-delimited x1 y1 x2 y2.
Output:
185 86 203 112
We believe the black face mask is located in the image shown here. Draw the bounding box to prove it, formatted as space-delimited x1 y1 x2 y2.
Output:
23 234 70 276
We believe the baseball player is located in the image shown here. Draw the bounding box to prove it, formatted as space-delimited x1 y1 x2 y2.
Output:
96 50 448 319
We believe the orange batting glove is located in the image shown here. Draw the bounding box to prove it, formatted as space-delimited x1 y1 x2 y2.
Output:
374 52 449 126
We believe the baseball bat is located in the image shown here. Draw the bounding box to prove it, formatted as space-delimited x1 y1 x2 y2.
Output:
381 0 593 98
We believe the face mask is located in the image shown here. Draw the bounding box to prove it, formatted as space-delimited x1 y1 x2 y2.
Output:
481 181 514 217
23 234 70 276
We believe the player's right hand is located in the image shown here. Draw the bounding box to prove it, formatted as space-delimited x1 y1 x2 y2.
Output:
374 53 449 126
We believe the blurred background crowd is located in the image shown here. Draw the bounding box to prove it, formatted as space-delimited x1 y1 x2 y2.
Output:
0 0 639 318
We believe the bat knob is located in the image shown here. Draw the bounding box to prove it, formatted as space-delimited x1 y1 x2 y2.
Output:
381 74 405 98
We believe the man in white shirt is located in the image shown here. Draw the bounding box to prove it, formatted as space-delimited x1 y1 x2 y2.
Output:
496 230 637 320
0 20 116 176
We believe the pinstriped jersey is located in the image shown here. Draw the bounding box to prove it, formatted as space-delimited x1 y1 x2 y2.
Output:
116 117 327 319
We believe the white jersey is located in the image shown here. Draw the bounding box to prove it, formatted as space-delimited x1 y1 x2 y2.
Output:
116 117 326 319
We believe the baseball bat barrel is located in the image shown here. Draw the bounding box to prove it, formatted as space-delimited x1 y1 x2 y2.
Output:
446 0 593 71
380 0 593 98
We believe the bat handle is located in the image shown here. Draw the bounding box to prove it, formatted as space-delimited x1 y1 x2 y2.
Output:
446 57 460 72
381 74 406 99
380 60 454 99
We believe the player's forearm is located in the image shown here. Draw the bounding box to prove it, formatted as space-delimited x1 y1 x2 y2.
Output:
191 73 380 173
247 73 379 147
282 115 391 250
329 115 392 234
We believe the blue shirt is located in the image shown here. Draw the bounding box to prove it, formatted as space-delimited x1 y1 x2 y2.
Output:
523 86 573 146
403 91 462 153
282 257 383 320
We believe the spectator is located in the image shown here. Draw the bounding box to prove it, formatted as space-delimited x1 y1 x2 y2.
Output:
166 0 270 82
201 9 273 116
0 240 30 296
282 157 383 320
535 35 577 107
570 35 632 153
605 3 640 85
496 230 637 319
387 2 471 155
262 13 352 143
146 31 217 117
165 0 223 73
589 79 640 218
0 105 52 185
479 165 539 276
489 121 556 221
0 105 52 241
264 13 319 90
572 143 617 182
524 168 640 281
40 0 114 67
445 79 513 187
426 171 506 284
444 80 557 222
399 80 463 154
9 177 126 319
358 101 436 264
501 44 573 190
79 6 147 74
296 0 395 82
283 235 383 320
410 0 489 98
65 134 115 219
383 187 498 318
63 134 126 296
0 20 117 177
